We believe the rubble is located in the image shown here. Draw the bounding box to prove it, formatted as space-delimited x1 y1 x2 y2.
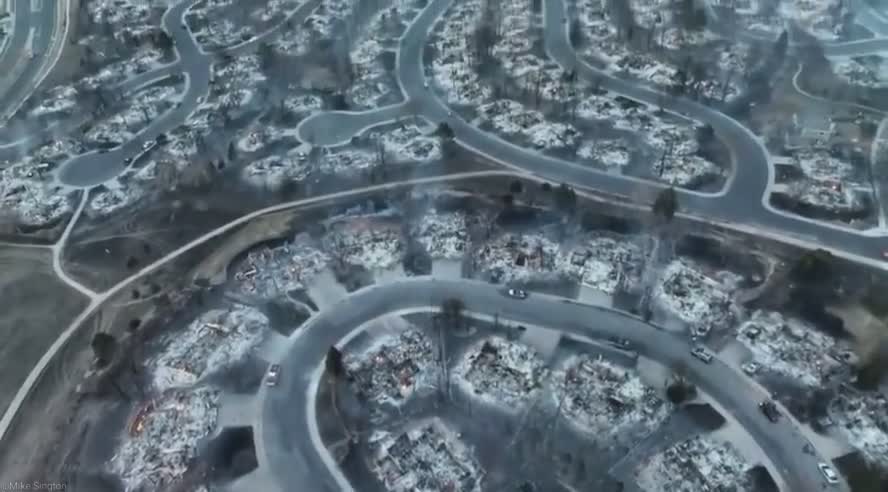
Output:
830 389 888 468
232 237 329 296
0 162 72 226
412 210 468 260
429 0 491 105
371 123 443 162
577 95 722 186
323 217 403 270
108 386 220 492
832 57 887 89
273 0 353 54
476 99 580 150
474 232 562 284
552 355 669 438
654 258 738 333
345 329 436 406
84 84 181 146
556 235 643 294
347 0 422 109
576 139 632 168
149 305 269 392
635 436 754 492
454 336 547 408
737 310 853 388
368 418 483 492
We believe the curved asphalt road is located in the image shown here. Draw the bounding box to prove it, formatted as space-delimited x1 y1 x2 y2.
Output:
55 0 210 187
0 0 58 120
393 0 888 262
261 278 847 492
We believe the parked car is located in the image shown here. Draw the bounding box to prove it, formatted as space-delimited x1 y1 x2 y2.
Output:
743 324 761 339
759 400 781 423
507 288 528 299
266 364 281 386
690 345 713 363
606 336 632 350
818 463 839 484
741 361 760 375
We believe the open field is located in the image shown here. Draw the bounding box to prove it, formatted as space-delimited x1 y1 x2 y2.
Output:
0 246 87 416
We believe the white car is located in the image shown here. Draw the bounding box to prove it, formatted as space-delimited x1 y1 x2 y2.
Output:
690 345 713 363
423 81 429 89
818 463 839 484
266 364 281 386
507 288 528 299
741 361 760 375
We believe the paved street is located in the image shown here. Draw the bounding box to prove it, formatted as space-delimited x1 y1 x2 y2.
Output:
0 0 884 490
260 278 847 492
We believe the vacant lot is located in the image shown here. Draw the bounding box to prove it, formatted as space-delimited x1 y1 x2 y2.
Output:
0 246 88 416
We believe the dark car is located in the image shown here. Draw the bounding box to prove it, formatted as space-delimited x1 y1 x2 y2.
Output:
759 400 781 423
606 336 632 350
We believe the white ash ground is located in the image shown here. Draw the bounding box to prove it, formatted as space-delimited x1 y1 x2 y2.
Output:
324 216 403 270
242 149 312 188
369 418 483 492
552 355 669 440
493 0 582 102
778 0 850 41
88 163 159 216
87 0 166 46
832 56 888 89
149 305 269 393
428 0 491 105
475 99 580 150
411 209 467 260
475 230 643 293
108 386 220 492
575 0 744 98
635 436 753 492
242 122 443 188
780 148 870 215
0 170 71 227
83 84 181 146
576 95 722 186
368 122 443 163
653 258 740 334
272 0 352 55
737 310 854 388
347 0 422 109
783 181 867 215
576 139 631 168
345 329 436 407
28 47 171 121
232 235 330 296
829 389 888 469
208 54 267 111
187 0 302 50
453 336 548 410
236 123 297 153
